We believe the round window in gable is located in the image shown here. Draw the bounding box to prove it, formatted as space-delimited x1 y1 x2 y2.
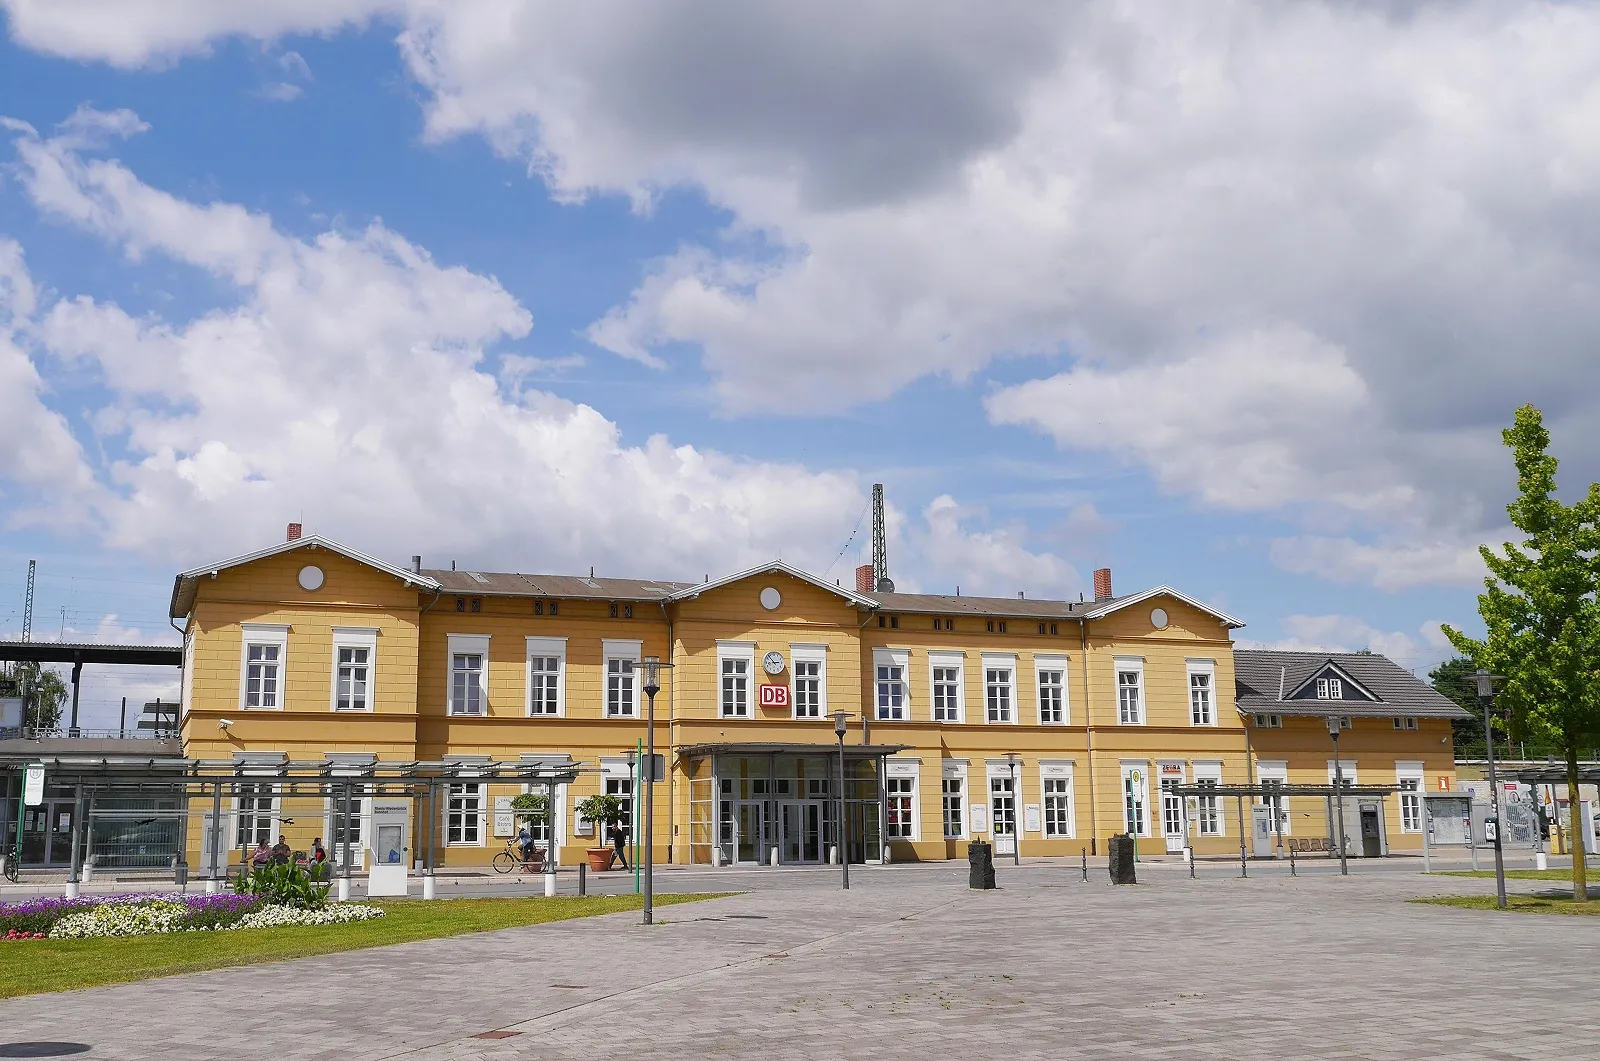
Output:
1150 607 1168 630
298 565 325 591
759 586 782 611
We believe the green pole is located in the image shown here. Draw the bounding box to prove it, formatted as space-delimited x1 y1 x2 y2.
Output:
634 739 642 895
11 775 23 873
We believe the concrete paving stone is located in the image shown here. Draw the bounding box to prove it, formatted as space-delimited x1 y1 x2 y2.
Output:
0 859 1594 1060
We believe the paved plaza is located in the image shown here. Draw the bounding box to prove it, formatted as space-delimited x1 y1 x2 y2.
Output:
1 859 1594 1060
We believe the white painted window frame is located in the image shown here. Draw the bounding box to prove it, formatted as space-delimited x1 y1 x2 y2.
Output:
446 780 486 846
716 640 754 719
1193 760 1224 836
1326 760 1359 787
985 760 1021 841
1186 658 1216 727
239 623 290 711
789 643 827 720
525 636 568 718
1039 760 1075 839
447 633 490 716
1120 761 1151 838
927 650 965 724
1396 761 1424 833
873 647 909 722
1256 759 1291 835
330 626 378 713
1034 654 1069 726
982 652 1017 725
940 759 968 840
1114 656 1145 725
885 758 921 842
234 781 279 848
605 638 644 719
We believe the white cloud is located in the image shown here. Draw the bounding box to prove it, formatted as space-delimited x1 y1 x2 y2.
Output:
1268 535 1489 591
1 110 1081 596
900 494 1081 599
1242 614 1455 674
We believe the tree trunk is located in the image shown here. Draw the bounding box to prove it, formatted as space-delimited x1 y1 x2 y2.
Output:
1568 743 1588 903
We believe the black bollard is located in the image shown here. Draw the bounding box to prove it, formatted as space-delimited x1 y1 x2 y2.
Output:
578 861 586 896
1081 848 1088 882
968 840 997 890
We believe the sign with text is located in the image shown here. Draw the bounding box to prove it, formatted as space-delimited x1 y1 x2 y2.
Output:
759 684 791 709
22 763 44 807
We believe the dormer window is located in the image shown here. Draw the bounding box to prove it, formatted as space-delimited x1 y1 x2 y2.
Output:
1316 677 1343 700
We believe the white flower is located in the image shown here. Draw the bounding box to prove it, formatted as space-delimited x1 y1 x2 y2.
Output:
233 904 385 929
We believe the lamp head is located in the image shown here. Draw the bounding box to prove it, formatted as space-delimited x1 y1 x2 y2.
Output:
1325 715 1341 737
1472 668 1501 699
640 655 663 696
831 710 852 739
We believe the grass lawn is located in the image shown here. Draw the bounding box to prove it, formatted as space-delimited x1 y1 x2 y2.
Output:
1433 867 1595 882
0 893 723 999
1413 893 1600 915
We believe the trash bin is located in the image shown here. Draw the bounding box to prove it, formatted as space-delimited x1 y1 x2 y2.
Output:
968 840 997 890
1108 834 1137 885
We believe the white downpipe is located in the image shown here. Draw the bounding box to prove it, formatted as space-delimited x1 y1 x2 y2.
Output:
422 874 436 900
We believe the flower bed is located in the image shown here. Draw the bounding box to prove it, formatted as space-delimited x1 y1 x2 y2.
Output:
0 893 383 940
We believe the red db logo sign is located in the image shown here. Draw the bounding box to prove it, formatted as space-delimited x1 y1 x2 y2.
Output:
759 685 790 708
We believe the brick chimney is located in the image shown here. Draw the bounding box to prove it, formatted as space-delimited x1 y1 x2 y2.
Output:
1093 567 1113 602
286 522 302 542
855 564 875 593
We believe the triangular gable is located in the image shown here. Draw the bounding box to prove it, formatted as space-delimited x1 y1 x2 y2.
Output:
1284 660 1379 703
170 535 440 617
1078 585 1245 629
662 560 878 609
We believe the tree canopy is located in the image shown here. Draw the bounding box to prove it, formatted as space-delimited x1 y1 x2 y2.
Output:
1443 404 1600 902
0 662 68 731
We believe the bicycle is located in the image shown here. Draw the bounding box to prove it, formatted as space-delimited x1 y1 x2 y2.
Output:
491 839 544 874
2 853 18 883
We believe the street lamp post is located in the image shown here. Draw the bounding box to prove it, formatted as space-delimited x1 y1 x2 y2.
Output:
1005 752 1021 866
832 711 853 890
1327 716 1349 876
639 655 668 926
1474 669 1508 910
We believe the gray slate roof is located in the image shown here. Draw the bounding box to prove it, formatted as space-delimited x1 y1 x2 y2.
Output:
424 569 694 602
1234 649 1470 719
867 590 1102 620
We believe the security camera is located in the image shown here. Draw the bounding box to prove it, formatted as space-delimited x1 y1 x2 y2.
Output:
218 718 236 729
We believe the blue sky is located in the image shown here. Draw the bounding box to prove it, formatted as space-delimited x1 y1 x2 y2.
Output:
8 2 1598 726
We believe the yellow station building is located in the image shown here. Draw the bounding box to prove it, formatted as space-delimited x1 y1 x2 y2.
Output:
171 530 1467 871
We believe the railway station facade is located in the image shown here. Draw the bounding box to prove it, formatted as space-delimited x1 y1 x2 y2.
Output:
165 530 1466 871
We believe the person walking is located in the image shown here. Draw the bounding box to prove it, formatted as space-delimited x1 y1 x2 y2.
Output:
609 821 629 871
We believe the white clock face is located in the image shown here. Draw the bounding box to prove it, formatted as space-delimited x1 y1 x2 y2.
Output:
762 650 786 675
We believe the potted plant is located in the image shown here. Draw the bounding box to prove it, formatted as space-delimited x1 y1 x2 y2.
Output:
574 793 628 871
509 792 550 871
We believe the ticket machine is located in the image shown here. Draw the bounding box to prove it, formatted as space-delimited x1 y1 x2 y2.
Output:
366 800 410 897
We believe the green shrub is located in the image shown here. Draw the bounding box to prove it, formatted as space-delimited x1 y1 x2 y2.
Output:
234 861 329 909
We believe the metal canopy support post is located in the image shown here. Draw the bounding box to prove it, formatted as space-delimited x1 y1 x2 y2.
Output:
543 778 558 897
65 780 84 897
1236 794 1248 878
338 780 354 902
209 779 223 888
422 778 437 901
68 659 83 737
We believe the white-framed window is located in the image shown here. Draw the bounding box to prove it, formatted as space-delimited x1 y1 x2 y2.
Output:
989 769 1017 840
526 636 567 717
330 627 378 712
239 624 289 710
983 654 1016 724
874 648 908 721
716 640 753 719
601 758 636 842
606 639 644 719
1316 677 1344 700
790 644 827 720
1254 713 1283 728
447 633 489 716
1187 660 1215 726
1257 760 1290 835
1041 762 1074 838
326 785 369 861
1159 763 1187 839
1397 762 1424 833
941 761 967 840
1121 762 1150 837
1035 654 1068 725
234 782 278 847
447 782 484 845
1115 658 1145 725
1194 761 1223 836
885 760 919 841
1327 760 1359 788
1393 716 1418 730
928 651 965 723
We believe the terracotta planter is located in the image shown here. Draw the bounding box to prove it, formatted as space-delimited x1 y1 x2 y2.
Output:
586 848 614 871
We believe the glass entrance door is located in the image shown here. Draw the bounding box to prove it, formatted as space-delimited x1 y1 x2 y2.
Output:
990 775 1016 856
1161 778 1187 853
780 801 825 864
734 800 765 864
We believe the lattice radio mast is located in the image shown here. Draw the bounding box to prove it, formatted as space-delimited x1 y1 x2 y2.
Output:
871 484 893 593
21 559 35 642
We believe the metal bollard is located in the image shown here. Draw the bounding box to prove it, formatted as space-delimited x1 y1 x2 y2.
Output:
1288 842 1297 877
1189 847 1196 879
1080 848 1088 883
578 861 587 896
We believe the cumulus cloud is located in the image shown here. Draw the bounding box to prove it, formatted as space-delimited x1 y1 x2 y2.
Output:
9 1 1598 590
1242 614 1455 674
903 495 1081 599
0 109 1076 598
